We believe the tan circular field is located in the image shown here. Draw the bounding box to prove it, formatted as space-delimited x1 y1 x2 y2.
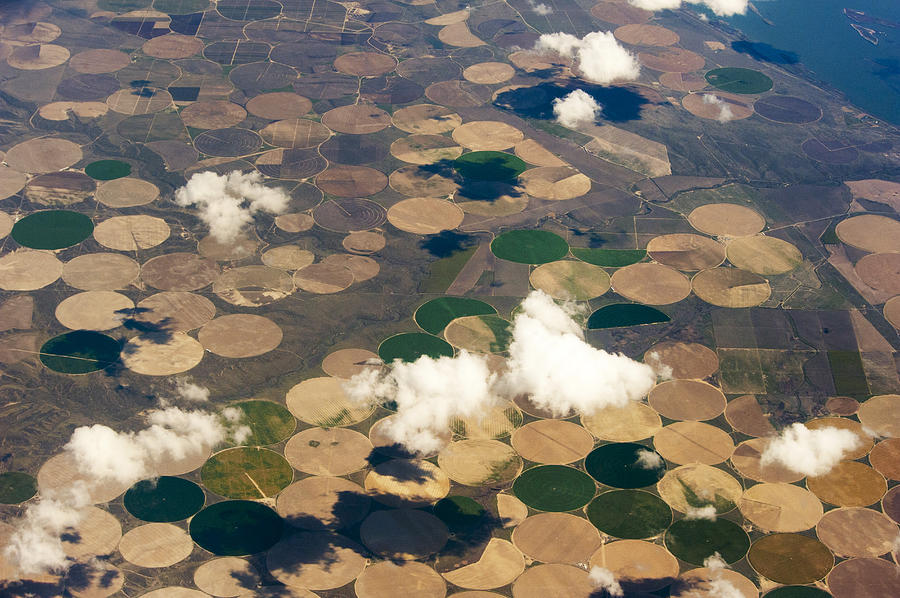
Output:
55 290 133 331
365 459 451 508
511 420 594 464
390 165 460 197
869 438 900 480
213 265 294 307
443 315 507 353
142 33 203 58
334 51 397 76
514 139 566 167
277 476 370 531
653 421 734 465
119 523 193 568
37 452 132 504
317 165 387 197
614 24 679 46
121 332 205 376
392 104 462 134
513 513 601 565
293 262 355 293
322 104 391 135
688 203 766 238
671 567 758 598
438 22 485 48
646 233 726 271
95 177 159 208
194 557 260 597
0 167 26 200
611 262 691 305
321 254 380 283
659 71 708 92
38 100 109 122
388 197 464 234
835 214 900 253
198 314 282 358
286 377 375 427
0 212 10 239
589 540 679 593
369 414 451 459
93 215 170 251
858 394 900 438
657 463 742 514
581 401 661 441
497 494 529 529
511 563 594 598
141 253 218 291
197 234 259 261
455 184 528 217
260 118 331 148
322 348 380 379
61 253 139 291
529 260 610 300
442 538 524 590
437 439 523 486
826 396 860 416
723 394 775 437
181 100 247 129
649 379 726 421
692 267 771 308
682 92 754 121
816 507 898 558
360 508 449 559
67 561 125 598
390 134 463 164
7 43 70 70
0 249 62 291
5 137 82 174
107 88 174 115
260 246 314 271
452 121 523 151
452 400 522 440
267 532 367 590
739 482 824 532
855 252 900 295
343 231 386 254
61 506 122 561
275 212 314 233
463 62 515 84
518 166 591 200
638 47 705 72
357 561 446 598
883 296 900 329
139 588 208 598
69 49 130 74
246 92 312 120
424 8 470 24
803 417 872 459
807 461 886 507
591 0 652 25
727 236 803 276
644 341 718 380
730 438 804 483
284 427 373 476
827 557 900 598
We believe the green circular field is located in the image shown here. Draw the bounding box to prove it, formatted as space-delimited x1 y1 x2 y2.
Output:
378 332 454 363
11 210 93 250
586 304 670 329
84 160 132 180
433 495 486 532
189 500 283 556
124 476 205 522
414 297 497 335
454 151 528 182
40 331 121 374
764 588 833 598
705 67 774 94
512 465 596 512
584 443 666 488
491 230 569 264
201 447 293 499
154 0 210 13
228 400 295 446
664 518 750 565
585 490 672 539
0 472 37 504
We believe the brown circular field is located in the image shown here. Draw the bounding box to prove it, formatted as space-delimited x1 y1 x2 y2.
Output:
284 427 373 476
390 134 463 165
62 253 140 291
452 400 522 440
591 1 651 25
198 234 259 262
276 476 370 531
638 47 705 72
858 394 900 438
519 166 592 200
835 214 900 253
334 52 397 76
510 420 594 464
325 253 375 282
671 567 757 598
739 482 824 532
25 170 95 205
122 332 205 376
614 24 679 46
213 266 294 307
5 137 82 174
611 262 691 305
343 231 386 254
513 513 601 565
463 62 515 84
69 49 130 74
748 533 833 585
442 538 525 590
390 165 460 197
38 101 108 122
869 438 900 480
0 166 26 200
646 233 726 271
724 394 775 436
0 249 63 291
194 557 260 597
360 508 449 560
497 494 529 529
438 22 485 48
581 401 662 441
245 92 312 120
141 253 218 292
357 561 446 598
392 104 462 134
313 198 387 232
514 139 566 167
198 314 282 358
61 506 121 561
293 262 354 293
37 452 131 504
807 461 886 507
133 292 216 333
727 235 803 276
260 118 331 148
425 80 493 107
444 314 505 352
67 561 125 597
316 165 387 197
261 246 315 271
826 396 860 416
731 438 803 483
855 252 900 294
7 43 69 70
181 100 247 129
95 177 159 207
322 104 391 135
93 215 170 251
659 71 707 92
805 417 873 459
275 212 314 233
816 507 898 558
55 290 133 331
455 183 528 217
452 121 524 151
424 8 470 25
649 379 727 421
437 439 523 486
644 341 718 380
107 88 173 115
119 523 193 568
511 563 594 598
657 463 742 514
143 34 203 59
529 260 610 300
365 459 451 508
590 540 679 593
828 557 900 598
322 348 380 378
692 267 771 308
267 532 367 591
682 92 754 121
653 421 734 465
688 203 766 237
286 377 375 427
388 197 464 234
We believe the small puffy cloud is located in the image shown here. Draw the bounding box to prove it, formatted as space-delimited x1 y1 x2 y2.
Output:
527 0 553 14
589 566 624 596
534 31 640 84
702 553 744 598
552 89 602 128
702 93 735 122
629 0 680 9
635 449 664 469
760 423 861 477
685 505 717 520
174 378 210 402
628 0 748 16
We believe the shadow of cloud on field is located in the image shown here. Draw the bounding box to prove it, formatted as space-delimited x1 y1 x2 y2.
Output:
420 230 478 258
493 81 651 123
731 40 799 64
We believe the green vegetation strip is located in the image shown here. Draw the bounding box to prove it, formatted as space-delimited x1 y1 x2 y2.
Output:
584 443 665 489
585 490 672 539
664 518 750 565
421 246 477 294
572 248 646 267
587 304 670 329
827 351 869 396
512 465 596 512
415 297 497 335
454 151 528 182
85 160 131 180
433 496 486 532
378 333 454 363
40 331 121 374
11 210 93 250
190 500 283 556
0 472 37 504
705 67 773 94
124 476 205 522
491 230 569 264
201 447 293 499
229 400 295 446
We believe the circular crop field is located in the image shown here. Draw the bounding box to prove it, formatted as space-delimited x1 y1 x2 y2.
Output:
763 587 832 598
378 333 454 363
705 67 773 94
664 518 750 565
444 314 512 353
587 304 670 329
491 230 569 264
512 465 596 512
84 159 131 180
124 476 205 522
40 330 121 374
0 471 37 504
190 500 283 556
201 447 293 499
748 533 833 585
454 151 528 182
754 95 822 124
227 400 295 446
585 490 672 539
415 297 497 335
584 443 665 488
12 210 93 249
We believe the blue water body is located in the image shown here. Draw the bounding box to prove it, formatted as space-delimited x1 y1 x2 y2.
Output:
722 0 900 124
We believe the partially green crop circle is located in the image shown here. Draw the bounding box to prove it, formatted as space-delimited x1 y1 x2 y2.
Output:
705 67 773 94
491 230 569 264
587 304 670 329
228 400 295 446
124 476 205 522
433 496 486 532
664 518 750 565
378 333 454 363
0 472 37 504
40 331 121 374
585 490 672 539
414 297 497 335
201 447 293 499
584 443 665 488
85 160 132 180
572 248 646 267
189 500 283 556
454 151 528 182
513 465 596 512
11 210 93 250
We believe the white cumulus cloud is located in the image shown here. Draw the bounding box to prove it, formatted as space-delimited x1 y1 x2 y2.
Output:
589 566 624 596
685 505 717 520
702 93 735 122
635 448 664 469
533 31 640 85
628 0 748 16
759 423 862 477
702 553 745 598
553 89 602 128
174 378 210 402
526 0 553 14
